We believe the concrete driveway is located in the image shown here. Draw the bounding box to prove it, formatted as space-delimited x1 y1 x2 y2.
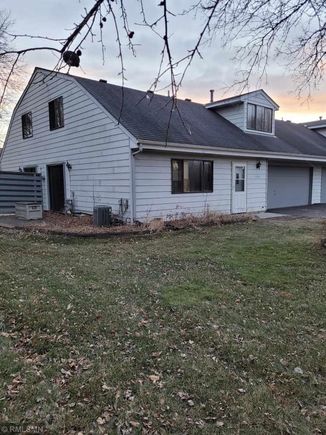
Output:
269 204 326 218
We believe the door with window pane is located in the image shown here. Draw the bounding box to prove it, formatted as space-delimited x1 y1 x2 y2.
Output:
232 163 247 213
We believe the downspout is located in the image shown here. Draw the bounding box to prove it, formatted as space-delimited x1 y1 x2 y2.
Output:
130 146 143 223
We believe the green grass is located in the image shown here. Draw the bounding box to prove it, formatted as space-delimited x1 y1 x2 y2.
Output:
0 219 325 434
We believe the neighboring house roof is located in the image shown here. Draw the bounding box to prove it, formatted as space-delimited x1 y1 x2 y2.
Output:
74 75 326 158
300 119 326 130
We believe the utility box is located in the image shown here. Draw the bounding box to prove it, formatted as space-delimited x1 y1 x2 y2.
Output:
93 206 112 226
15 202 43 220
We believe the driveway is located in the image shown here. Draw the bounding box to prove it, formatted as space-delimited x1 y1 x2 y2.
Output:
269 203 326 218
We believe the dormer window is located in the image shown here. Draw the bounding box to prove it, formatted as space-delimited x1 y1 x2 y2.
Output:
247 103 273 133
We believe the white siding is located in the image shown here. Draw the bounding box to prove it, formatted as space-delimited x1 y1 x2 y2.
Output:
246 160 268 211
215 105 245 130
1 71 134 217
314 128 326 137
242 92 275 109
312 166 322 204
134 153 267 220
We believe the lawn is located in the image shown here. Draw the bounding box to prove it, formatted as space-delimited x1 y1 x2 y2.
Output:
0 219 325 434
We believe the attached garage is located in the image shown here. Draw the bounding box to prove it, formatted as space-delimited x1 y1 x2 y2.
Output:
267 165 312 209
321 168 326 203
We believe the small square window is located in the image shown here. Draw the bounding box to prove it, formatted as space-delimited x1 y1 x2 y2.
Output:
49 97 64 130
23 166 37 173
22 112 33 139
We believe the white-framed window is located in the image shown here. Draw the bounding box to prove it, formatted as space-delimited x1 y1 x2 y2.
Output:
247 103 273 133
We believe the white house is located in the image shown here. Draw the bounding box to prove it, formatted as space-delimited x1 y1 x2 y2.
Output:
301 119 326 137
1 67 326 221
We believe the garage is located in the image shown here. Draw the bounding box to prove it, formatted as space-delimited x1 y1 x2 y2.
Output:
267 165 312 209
321 168 326 203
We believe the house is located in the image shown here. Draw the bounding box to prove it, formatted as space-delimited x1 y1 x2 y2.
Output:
1 67 326 221
301 119 326 137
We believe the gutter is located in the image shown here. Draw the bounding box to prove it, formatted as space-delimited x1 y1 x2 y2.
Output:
137 140 326 163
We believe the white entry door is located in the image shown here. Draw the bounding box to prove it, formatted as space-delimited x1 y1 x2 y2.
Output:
232 163 247 213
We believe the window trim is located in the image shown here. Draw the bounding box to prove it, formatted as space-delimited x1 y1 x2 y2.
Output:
246 103 273 133
21 111 33 139
171 159 214 194
48 96 64 131
23 166 37 173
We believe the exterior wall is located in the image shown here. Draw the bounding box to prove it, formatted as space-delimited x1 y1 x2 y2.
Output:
134 153 267 220
215 105 245 130
321 168 326 203
0 70 133 217
314 128 326 137
242 92 275 109
312 166 322 203
247 159 268 211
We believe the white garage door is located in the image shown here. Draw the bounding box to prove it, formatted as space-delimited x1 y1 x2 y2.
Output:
321 168 326 203
267 165 311 209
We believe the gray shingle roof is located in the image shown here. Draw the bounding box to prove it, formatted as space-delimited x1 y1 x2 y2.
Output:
300 119 326 128
74 75 326 158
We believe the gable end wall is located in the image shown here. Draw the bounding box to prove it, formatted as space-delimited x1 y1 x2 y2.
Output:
0 71 135 218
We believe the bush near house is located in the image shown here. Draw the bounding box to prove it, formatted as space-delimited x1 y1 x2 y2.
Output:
0 218 325 434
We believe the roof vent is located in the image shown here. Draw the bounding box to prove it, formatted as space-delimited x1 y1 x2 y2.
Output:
319 116 323 120
210 89 215 103
99 79 107 83
185 98 191 102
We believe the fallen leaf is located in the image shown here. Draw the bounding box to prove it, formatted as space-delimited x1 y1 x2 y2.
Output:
148 375 160 383
97 417 105 425
294 367 303 375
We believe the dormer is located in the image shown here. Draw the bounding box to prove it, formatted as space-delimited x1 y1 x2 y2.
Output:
205 89 279 136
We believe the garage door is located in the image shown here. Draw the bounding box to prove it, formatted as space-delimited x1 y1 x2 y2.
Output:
321 168 326 203
267 166 311 209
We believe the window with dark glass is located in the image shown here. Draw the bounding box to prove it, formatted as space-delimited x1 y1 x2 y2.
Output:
23 166 37 173
234 166 245 192
22 112 33 139
49 97 64 130
171 159 213 194
247 103 273 133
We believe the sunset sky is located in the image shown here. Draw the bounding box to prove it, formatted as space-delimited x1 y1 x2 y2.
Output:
2 0 326 142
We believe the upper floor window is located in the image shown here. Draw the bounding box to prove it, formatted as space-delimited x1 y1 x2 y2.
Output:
22 112 33 139
172 159 213 194
49 97 64 130
247 103 273 133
